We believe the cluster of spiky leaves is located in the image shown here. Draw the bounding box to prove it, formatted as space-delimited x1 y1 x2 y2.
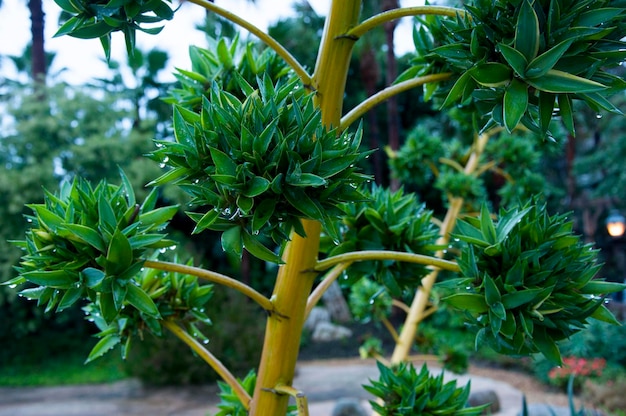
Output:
81 257 213 362
403 0 626 136
5 174 214 360
164 37 292 111
53 0 174 58
443 203 625 364
323 186 439 296
7 174 177 313
150 74 369 263
364 362 486 415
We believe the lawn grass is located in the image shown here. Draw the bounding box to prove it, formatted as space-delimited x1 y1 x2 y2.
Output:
0 329 127 387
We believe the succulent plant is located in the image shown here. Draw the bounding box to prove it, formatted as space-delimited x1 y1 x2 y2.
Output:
365 361 487 415
324 186 440 296
442 203 625 363
403 0 626 136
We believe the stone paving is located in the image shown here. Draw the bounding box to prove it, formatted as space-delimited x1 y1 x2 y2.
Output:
0 360 569 416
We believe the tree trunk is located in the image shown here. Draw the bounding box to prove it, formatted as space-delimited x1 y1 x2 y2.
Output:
29 0 46 83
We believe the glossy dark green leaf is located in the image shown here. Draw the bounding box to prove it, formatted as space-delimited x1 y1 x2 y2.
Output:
22 270 74 288
525 40 573 79
138 206 179 228
221 226 243 257
441 71 474 108
210 147 237 177
580 280 626 294
501 288 544 309
526 69 606 93
533 327 562 365
112 281 128 310
147 166 190 186
252 199 276 233
68 20 112 40
503 78 528 132
98 195 117 232
539 91 556 132
288 173 327 187
576 8 623 27
236 195 254 214
127 283 161 318
243 176 270 197
191 210 219 234
498 43 528 77
515 0 540 61
82 267 106 288
480 205 497 245
443 293 488 313
484 275 501 306
85 334 121 363
590 304 621 325
57 286 84 311
469 63 512 87
107 231 133 274
99 291 118 323
242 229 283 263
64 224 106 252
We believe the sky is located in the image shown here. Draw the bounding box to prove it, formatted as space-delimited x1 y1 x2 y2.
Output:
0 0 420 85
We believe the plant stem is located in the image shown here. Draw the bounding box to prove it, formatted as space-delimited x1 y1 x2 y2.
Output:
250 2 362 414
250 221 321 415
143 259 273 312
163 319 251 408
305 262 352 319
314 250 459 273
382 317 400 343
345 6 465 40
186 0 311 85
340 73 452 131
390 132 490 364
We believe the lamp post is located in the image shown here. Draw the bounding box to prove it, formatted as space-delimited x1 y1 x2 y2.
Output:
606 210 626 238
606 210 626 304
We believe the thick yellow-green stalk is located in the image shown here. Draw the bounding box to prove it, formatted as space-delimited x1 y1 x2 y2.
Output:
249 2 361 414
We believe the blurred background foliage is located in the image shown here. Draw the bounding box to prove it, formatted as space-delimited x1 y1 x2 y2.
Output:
1 0 625 386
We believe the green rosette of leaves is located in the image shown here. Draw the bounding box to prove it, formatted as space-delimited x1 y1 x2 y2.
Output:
442 203 626 364
54 0 174 58
4 174 214 360
323 186 440 296
403 0 626 136
364 361 487 415
150 73 370 263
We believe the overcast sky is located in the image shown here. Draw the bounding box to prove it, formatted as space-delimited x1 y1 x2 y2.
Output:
0 0 419 84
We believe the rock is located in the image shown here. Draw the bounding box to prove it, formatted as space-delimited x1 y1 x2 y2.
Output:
312 321 353 342
468 389 500 413
332 398 369 416
304 306 331 332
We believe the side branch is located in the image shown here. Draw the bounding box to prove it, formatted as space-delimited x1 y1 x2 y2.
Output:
340 73 452 131
305 262 352 319
186 0 311 85
314 250 459 273
163 320 251 409
346 6 465 40
143 259 273 312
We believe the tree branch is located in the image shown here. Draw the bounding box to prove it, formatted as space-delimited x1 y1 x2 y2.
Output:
143 259 273 312
186 0 312 85
345 6 465 40
314 250 459 273
163 320 251 409
340 73 452 131
305 262 352 319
